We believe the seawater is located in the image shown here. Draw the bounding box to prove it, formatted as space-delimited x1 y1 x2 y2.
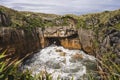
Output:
20 45 96 80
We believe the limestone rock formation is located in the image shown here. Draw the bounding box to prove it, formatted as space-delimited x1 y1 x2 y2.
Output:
60 38 81 50
0 27 41 58
40 26 81 50
44 26 77 38
0 11 11 26
0 5 120 58
78 28 95 54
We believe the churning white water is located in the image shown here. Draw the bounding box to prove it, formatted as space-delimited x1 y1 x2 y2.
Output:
21 45 96 80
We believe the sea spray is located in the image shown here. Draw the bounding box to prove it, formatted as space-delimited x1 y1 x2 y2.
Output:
20 45 96 80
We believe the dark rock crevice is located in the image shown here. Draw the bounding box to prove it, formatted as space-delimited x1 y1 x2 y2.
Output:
0 11 11 26
46 37 61 46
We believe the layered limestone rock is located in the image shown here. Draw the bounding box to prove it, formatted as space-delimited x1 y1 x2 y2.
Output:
0 26 82 59
78 28 95 54
40 26 81 50
0 6 95 56
60 38 81 50
44 26 77 38
0 26 105 56
0 11 11 26
0 27 41 58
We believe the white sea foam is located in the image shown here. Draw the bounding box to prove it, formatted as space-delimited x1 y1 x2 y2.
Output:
21 45 96 80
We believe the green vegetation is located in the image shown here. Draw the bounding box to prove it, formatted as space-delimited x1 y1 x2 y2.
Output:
0 50 20 80
0 5 72 28
88 52 120 80
98 53 120 80
1 5 120 30
1 5 120 31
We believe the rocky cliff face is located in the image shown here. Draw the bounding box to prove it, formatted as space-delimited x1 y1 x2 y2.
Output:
0 6 120 59
0 26 83 58
0 11 11 26
44 26 76 38
60 38 81 50
0 9 81 57
39 26 81 50
0 27 41 58
101 29 120 56
78 28 95 54
0 7 43 58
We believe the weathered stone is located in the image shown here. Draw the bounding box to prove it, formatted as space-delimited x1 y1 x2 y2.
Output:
44 26 77 38
100 29 120 64
78 28 95 54
0 27 41 58
60 38 81 50
0 11 11 26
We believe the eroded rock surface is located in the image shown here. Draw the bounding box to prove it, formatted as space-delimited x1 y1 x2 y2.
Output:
78 28 95 54
101 29 120 55
0 11 11 26
0 27 41 58
44 26 77 37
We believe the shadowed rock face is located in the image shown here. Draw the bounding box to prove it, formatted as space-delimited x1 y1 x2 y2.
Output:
78 28 95 54
101 29 120 55
0 11 11 26
0 26 82 59
0 27 41 58
43 26 81 50
42 26 95 54
0 26 96 58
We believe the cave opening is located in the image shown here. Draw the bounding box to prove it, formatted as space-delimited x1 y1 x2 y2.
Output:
46 33 79 47
46 37 61 46
67 33 79 39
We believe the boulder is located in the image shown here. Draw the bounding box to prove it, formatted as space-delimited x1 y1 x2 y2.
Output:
78 28 95 54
